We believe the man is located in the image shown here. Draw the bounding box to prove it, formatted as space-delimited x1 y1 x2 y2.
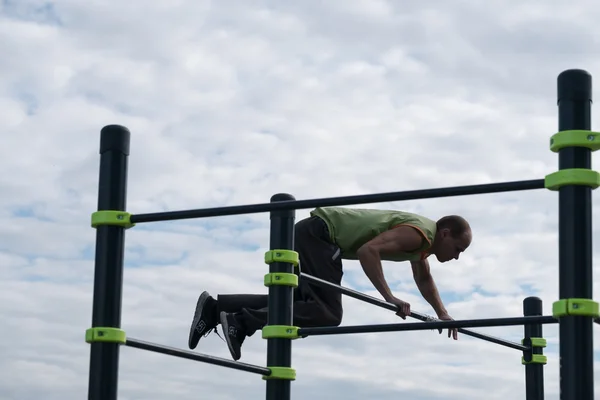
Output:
187 206 472 361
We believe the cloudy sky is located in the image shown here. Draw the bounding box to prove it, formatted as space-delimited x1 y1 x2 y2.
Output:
2 0 600 399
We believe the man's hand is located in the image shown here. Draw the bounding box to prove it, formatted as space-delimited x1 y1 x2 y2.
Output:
386 296 411 319
437 313 458 340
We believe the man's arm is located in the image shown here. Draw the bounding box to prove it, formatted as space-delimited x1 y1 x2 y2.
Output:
411 259 448 317
356 226 423 302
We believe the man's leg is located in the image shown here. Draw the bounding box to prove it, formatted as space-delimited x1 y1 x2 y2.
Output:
219 216 344 360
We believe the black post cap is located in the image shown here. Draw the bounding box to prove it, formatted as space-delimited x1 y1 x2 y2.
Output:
100 125 131 155
558 69 592 103
523 296 543 316
271 193 296 202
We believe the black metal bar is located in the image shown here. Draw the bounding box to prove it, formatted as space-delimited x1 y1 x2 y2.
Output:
298 315 557 337
265 193 296 400
129 179 545 224
301 273 528 351
125 338 271 376
523 297 544 400
556 69 594 400
88 125 131 400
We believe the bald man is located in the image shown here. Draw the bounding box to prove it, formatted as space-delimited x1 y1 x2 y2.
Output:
188 206 472 361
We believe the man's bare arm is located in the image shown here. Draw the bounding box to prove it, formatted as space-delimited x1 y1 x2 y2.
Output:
411 260 448 317
356 226 423 302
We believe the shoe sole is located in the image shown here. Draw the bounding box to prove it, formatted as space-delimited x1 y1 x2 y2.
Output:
220 311 240 361
188 291 211 350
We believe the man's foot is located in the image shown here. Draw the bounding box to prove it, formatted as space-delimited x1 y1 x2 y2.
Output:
220 311 247 361
188 291 219 350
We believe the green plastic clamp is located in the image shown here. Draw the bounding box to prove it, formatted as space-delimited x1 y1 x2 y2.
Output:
264 273 298 288
91 211 135 229
85 327 127 344
521 337 547 348
264 249 299 267
552 298 600 318
550 130 600 152
263 366 296 381
522 355 547 365
544 169 600 191
262 325 300 340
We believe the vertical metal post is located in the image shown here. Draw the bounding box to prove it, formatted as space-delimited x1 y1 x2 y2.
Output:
265 193 296 400
556 69 594 400
88 125 131 400
523 297 545 400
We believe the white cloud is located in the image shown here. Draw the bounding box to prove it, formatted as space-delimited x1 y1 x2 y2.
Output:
2 0 600 399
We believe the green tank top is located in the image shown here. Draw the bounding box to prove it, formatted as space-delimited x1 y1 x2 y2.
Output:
310 207 437 262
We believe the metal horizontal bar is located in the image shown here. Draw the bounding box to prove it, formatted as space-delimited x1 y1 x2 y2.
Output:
297 315 558 337
301 273 529 352
125 338 271 376
129 179 545 223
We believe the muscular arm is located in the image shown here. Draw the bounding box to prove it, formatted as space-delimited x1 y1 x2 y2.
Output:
411 260 448 317
356 225 423 302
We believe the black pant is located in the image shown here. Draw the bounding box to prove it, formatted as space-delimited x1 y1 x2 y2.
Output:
216 216 344 336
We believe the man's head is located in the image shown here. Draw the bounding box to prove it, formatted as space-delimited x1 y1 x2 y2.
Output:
431 215 472 263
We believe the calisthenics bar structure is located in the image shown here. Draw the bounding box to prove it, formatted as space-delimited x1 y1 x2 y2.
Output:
86 69 599 400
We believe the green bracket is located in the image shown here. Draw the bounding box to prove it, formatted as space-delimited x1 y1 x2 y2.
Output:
264 250 299 267
262 325 300 340
264 273 298 288
544 169 600 191
550 130 600 152
91 211 135 229
263 366 296 381
85 327 127 344
552 298 600 318
522 355 547 365
522 337 547 348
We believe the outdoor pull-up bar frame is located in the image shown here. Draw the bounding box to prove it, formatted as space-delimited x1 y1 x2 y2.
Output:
85 69 598 400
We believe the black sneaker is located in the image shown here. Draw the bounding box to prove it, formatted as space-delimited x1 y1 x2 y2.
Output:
188 291 219 350
220 311 247 361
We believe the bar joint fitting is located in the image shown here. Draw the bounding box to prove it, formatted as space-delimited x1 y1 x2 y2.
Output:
522 354 547 365
262 325 300 340
85 327 127 344
521 337 547 348
91 211 135 229
550 130 600 152
552 298 599 318
544 169 600 191
264 249 299 266
263 366 296 381
264 273 298 287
